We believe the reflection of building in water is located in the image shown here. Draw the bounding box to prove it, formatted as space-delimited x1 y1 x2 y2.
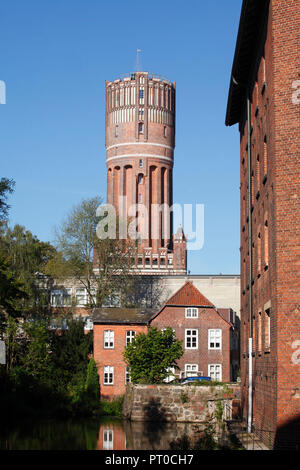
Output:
103 429 113 450
96 419 207 450
96 422 126 451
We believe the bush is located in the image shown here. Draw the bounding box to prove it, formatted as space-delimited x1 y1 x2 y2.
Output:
100 396 124 417
123 327 183 384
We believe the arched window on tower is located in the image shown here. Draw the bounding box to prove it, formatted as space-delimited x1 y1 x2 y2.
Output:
138 174 143 184
138 122 144 134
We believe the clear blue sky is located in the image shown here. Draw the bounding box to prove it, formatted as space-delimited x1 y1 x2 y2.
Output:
0 0 243 275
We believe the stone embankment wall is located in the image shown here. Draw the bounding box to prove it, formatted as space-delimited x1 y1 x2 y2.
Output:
123 383 241 423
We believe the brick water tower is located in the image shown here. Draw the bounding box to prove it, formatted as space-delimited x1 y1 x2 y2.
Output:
105 71 187 275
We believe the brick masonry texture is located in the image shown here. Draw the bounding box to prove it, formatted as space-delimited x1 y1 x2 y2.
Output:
234 0 300 449
104 72 187 274
151 305 232 383
94 323 148 400
93 282 239 399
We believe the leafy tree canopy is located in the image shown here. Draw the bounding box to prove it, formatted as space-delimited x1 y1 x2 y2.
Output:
0 224 56 316
0 177 15 222
49 317 93 387
123 327 184 384
46 196 137 308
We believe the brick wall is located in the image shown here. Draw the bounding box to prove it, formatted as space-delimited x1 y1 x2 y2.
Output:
239 0 300 448
150 305 232 382
93 323 148 400
104 72 187 274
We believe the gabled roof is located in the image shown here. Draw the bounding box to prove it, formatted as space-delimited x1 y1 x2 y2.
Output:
93 307 154 325
164 281 215 308
149 281 236 326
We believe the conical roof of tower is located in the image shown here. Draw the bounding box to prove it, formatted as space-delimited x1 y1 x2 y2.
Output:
165 281 214 307
174 224 186 240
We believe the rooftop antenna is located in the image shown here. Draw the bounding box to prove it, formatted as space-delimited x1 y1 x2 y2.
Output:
136 48 142 72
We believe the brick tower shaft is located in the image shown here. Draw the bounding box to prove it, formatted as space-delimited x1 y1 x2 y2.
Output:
105 71 186 275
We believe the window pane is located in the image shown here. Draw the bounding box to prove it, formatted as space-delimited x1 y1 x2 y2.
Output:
104 330 114 348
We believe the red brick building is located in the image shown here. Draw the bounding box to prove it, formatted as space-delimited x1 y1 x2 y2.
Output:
93 307 152 400
93 282 239 399
150 282 239 383
226 0 300 449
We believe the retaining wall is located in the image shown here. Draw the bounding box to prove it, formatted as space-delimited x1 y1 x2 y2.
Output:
123 383 241 423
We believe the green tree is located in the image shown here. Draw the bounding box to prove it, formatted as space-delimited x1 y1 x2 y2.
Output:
123 327 184 384
85 357 100 400
0 177 15 222
46 196 136 308
0 224 56 316
49 317 93 390
0 258 26 320
21 319 52 381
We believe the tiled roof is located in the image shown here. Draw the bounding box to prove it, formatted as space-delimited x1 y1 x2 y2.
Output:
92 307 154 325
165 281 214 307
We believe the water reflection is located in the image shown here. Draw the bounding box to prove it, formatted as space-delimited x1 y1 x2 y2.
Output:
1 418 205 451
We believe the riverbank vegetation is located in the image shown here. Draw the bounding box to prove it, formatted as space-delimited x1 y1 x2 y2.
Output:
0 316 117 422
0 180 125 423
0 316 125 422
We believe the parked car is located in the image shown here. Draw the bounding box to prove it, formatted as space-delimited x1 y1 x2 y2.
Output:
181 376 211 385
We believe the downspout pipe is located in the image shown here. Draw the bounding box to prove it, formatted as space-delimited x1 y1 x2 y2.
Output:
231 76 253 434
247 94 253 435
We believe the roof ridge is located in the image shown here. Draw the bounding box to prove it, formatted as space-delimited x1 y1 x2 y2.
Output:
165 281 214 307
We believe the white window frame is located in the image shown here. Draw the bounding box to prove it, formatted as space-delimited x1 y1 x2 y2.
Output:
84 317 93 331
75 287 87 306
51 288 72 307
103 429 113 450
126 330 136 346
185 329 198 349
103 366 114 385
104 330 114 349
185 307 198 319
208 329 222 350
208 364 222 382
184 364 201 377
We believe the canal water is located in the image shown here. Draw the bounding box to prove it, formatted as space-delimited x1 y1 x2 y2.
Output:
0 417 210 450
